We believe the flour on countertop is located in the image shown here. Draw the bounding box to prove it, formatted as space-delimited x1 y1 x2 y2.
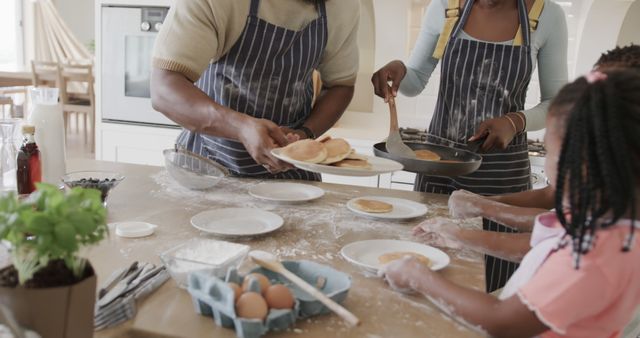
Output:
150 170 483 264
174 239 248 265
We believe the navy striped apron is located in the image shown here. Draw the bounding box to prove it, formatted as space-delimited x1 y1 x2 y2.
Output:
417 0 534 292
176 0 327 181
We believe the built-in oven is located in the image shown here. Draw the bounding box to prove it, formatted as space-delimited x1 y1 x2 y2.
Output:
101 5 177 126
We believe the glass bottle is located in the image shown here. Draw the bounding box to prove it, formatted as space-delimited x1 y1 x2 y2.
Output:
16 125 42 195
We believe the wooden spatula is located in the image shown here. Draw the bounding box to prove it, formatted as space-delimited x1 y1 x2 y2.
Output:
386 96 416 159
249 250 360 327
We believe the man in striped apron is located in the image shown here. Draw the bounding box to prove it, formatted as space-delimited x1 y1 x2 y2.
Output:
151 0 358 180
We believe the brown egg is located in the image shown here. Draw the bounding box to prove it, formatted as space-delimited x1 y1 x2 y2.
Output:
242 273 271 295
264 284 295 310
235 292 268 320
228 282 242 302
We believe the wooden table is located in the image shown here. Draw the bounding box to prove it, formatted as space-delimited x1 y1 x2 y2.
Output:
0 71 32 88
70 159 484 338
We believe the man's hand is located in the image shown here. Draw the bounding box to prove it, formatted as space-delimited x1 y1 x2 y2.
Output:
239 118 294 173
280 126 306 143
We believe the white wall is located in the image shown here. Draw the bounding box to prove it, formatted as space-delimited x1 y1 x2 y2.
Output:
52 0 95 49
573 0 635 76
617 0 640 46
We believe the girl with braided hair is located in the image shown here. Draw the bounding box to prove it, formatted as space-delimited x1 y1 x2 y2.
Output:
381 69 640 337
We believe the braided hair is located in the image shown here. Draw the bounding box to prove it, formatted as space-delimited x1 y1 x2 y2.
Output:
596 45 640 70
549 70 640 268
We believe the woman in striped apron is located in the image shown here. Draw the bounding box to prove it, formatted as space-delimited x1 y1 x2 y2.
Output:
372 0 568 292
151 0 358 180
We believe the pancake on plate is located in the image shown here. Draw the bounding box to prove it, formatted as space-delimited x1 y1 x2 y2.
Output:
345 149 368 161
378 252 432 267
353 199 393 213
281 139 327 163
321 138 352 164
414 149 441 161
332 159 372 169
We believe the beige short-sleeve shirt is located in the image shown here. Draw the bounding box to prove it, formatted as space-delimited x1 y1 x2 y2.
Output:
152 0 360 87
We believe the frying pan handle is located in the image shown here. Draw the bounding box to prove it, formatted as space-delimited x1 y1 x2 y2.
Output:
467 135 488 154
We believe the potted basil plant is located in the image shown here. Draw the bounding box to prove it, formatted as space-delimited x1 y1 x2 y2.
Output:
0 183 108 338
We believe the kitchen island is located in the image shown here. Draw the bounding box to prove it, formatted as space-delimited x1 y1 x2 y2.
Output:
73 159 484 338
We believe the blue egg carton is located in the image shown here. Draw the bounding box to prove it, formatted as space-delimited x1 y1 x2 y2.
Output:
188 260 352 338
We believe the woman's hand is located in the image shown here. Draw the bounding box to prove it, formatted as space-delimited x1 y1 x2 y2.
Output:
448 190 488 219
469 115 519 152
371 60 407 102
413 217 463 249
380 256 433 293
239 118 294 173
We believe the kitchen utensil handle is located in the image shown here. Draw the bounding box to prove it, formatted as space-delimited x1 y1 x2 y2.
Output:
278 267 360 327
388 96 400 132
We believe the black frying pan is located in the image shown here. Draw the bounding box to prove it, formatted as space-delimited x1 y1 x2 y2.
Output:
373 142 483 177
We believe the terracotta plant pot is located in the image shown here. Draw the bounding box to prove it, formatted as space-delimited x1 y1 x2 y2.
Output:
0 263 97 338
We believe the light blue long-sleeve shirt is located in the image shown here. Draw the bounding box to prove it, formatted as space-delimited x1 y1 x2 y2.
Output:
399 0 568 131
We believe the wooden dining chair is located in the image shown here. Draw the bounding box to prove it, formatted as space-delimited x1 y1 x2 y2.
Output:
59 63 95 153
0 95 13 119
0 86 30 119
31 61 61 88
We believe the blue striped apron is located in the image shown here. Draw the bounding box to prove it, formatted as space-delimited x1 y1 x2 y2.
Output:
417 0 534 292
176 0 327 181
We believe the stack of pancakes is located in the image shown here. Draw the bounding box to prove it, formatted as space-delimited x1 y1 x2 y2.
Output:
281 136 371 169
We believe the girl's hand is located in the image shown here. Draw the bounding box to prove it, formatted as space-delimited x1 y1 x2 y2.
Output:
469 115 518 151
380 256 432 293
413 217 463 249
448 190 487 219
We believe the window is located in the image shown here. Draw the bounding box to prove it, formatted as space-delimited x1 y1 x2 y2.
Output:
0 0 22 70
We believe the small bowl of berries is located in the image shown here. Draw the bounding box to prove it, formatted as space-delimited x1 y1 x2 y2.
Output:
61 171 125 207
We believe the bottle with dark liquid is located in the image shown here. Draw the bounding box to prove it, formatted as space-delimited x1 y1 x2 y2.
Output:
16 125 42 194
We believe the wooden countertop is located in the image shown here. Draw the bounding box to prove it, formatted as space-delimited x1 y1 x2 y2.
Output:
69 159 484 338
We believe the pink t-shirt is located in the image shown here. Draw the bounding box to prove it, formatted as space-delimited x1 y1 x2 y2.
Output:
518 220 640 338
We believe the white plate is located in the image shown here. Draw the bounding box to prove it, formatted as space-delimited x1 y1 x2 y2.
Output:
113 221 157 238
249 182 325 203
346 196 428 220
272 148 403 177
191 208 284 237
340 239 450 272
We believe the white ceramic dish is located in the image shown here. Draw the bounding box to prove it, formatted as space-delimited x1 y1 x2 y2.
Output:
271 148 403 177
114 221 158 238
340 239 450 272
249 182 325 203
346 196 428 220
160 238 249 289
190 208 284 237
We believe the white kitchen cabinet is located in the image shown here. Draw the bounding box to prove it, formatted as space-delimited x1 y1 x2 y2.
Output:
99 123 181 166
321 174 380 188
